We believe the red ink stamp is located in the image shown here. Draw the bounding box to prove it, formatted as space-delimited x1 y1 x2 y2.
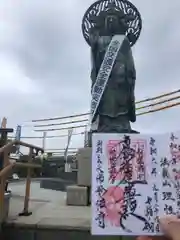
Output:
107 138 147 183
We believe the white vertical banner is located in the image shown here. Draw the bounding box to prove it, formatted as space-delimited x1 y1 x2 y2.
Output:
15 125 21 154
1 117 7 128
42 132 47 151
64 128 73 172
90 35 125 127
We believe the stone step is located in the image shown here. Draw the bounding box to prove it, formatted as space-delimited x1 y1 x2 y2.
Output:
66 185 91 206
2 224 135 240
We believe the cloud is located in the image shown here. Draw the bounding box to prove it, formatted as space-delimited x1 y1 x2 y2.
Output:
0 0 180 152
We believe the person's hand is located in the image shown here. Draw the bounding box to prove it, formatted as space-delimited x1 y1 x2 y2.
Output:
136 216 180 240
136 236 166 240
160 215 180 240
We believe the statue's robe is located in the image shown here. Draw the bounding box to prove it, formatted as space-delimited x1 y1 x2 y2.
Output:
90 33 136 133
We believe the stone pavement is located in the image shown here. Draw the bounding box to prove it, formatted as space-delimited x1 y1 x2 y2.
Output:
8 181 91 230
3 181 132 240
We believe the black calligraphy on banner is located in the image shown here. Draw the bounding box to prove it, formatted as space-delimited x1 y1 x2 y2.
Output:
169 133 179 165
152 184 160 232
158 133 178 218
95 135 151 233
149 137 160 233
160 156 176 216
90 36 124 120
160 158 171 187
150 137 157 177
169 133 180 214
95 140 105 229
107 135 147 184
175 181 180 210
143 196 154 232
107 136 135 184
118 181 152 233
136 148 146 181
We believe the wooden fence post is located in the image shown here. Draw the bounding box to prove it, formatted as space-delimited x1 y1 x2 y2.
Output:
19 147 33 216
0 119 13 220
0 177 5 222
0 149 12 222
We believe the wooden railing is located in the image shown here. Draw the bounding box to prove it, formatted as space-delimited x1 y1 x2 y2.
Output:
0 140 44 219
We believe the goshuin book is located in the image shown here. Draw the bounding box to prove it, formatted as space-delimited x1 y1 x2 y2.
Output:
91 132 180 235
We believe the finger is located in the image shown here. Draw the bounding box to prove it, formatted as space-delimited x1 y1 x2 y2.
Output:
136 236 151 240
159 216 176 235
160 216 180 238
159 217 170 232
160 215 178 227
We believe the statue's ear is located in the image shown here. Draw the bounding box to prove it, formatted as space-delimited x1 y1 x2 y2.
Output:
89 16 96 24
89 12 98 23
126 14 135 21
127 32 136 43
118 20 128 33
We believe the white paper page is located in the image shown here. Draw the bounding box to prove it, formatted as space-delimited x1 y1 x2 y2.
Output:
158 132 180 216
91 133 162 236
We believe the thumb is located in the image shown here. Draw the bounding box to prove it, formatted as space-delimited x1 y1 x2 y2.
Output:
160 216 180 239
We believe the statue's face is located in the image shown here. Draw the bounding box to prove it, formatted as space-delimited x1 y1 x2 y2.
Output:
105 14 119 32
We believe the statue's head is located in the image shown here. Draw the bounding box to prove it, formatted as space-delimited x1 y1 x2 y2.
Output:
104 12 119 32
89 2 134 36
104 9 128 34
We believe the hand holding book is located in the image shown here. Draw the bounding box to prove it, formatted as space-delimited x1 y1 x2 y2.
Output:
138 216 180 240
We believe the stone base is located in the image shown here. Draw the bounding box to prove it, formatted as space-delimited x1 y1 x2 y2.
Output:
77 148 92 187
66 185 90 206
40 178 74 192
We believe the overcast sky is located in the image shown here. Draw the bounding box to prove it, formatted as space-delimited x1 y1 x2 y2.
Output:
0 0 180 153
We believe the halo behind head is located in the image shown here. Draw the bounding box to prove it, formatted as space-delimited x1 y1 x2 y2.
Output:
82 0 142 47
